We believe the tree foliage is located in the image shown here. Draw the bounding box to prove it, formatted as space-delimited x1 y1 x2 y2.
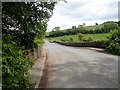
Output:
106 29 120 55
52 27 60 31
102 22 119 33
3 2 56 49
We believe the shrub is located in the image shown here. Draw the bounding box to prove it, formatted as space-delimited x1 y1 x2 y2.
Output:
106 29 120 55
69 37 73 42
87 36 93 41
109 29 120 43
60 35 69 42
107 42 120 55
60 38 68 42
77 33 84 41
83 36 93 42
2 36 34 89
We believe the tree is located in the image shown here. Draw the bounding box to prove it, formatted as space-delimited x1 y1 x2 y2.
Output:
83 23 85 26
118 21 120 26
95 23 98 25
53 27 60 31
78 25 83 28
2 2 56 49
72 26 76 29
102 22 119 33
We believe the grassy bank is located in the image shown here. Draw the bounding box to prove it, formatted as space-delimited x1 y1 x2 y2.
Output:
48 33 110 42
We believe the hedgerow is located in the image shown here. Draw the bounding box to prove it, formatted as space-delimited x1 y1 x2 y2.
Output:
2 36 34 89
106 29 120 55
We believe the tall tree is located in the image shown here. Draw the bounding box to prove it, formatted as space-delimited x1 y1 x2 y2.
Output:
78 25 83 28
2 2 56 49
53 27 60 31
72 26 76 29
83 23 85 26
95 23 98 25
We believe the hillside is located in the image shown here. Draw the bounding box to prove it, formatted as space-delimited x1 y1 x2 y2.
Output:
48 33 110 42
47 21 119 38
85 24 103 30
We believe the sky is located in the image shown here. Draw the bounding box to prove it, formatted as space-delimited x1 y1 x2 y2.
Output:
47 0 119 31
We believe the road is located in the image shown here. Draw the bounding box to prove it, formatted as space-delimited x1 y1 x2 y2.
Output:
42 40 118 88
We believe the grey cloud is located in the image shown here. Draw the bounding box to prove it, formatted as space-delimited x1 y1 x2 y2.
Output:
56 1 118 21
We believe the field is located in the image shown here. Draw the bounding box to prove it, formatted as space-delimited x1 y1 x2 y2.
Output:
48 33 110 42
85 24 103 30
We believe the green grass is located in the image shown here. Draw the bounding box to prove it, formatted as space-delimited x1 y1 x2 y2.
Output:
45 32 50 37
48 33 110 42
34 38 45 46
82 33 109 41
85 24 103 30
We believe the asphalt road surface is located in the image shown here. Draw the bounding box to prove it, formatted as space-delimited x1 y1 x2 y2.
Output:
43 40 118 88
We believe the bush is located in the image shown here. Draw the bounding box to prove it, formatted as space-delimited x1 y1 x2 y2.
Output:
86 36 93 41
60 35 69 42
77 33 84 41
60 38 68 42
2 36 34 89
83 36 93 42
107 42 120 55
106 29 120 55
109 29 120 43
69 37 73 42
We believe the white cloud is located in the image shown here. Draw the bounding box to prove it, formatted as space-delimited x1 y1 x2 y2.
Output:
47 0 119 31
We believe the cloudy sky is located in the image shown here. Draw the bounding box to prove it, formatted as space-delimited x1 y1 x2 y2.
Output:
47 0 119 31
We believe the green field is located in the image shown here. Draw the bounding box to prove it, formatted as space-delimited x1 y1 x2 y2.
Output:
48 33 110 42
85 24 103 30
